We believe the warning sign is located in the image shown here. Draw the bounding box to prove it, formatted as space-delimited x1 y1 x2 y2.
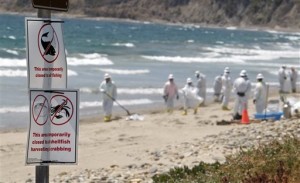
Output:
38 23 60 63
26 89 79 165
26 18 67 89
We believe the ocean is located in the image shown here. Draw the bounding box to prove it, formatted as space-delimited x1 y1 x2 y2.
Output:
0 13 299 129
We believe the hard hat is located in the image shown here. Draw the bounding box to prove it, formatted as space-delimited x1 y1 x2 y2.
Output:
187 78 192 83
104 73 111 79
224 67 230 71
168 74 174 79
224 67 230 74
240 70 247 77
195 71 200 76
282 65 286 68
256 73 264 79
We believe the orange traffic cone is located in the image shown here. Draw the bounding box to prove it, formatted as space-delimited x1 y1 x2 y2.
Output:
241 104 250 124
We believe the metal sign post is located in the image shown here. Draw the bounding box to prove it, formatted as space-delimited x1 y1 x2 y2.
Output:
27 2 70 182
36 7 51 183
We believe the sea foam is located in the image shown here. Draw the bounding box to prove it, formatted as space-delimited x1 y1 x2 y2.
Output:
67 53 113 66
99 68 150 75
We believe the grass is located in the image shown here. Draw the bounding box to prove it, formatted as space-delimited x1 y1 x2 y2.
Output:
152 137 300 183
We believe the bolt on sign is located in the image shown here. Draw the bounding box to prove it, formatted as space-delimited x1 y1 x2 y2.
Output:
32 0 69 11
26 89 79 165
26 18 67 89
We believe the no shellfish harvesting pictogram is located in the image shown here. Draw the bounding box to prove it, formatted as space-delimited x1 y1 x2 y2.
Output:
31 90 77 126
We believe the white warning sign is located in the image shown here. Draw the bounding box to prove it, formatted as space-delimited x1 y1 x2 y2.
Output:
26 89 79 165
26 18 67 89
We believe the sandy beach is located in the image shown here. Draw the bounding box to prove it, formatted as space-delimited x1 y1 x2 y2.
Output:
0 92 299 182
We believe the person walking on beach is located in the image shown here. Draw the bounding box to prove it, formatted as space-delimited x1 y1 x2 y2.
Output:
278 65 289 93
195 71 206 106
221 67 232 110
232 70 251 120
213 74 223 102
163 74 179 113
253 73 268 114
290 67 298 93
182 78 203 115
99 73 117 122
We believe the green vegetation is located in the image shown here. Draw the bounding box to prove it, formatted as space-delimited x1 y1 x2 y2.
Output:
152 137 300 183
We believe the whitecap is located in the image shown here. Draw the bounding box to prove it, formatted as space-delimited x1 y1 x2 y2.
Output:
3 49 19 55
68 70 78 76
80 87 163 95
205 46 300 60
0 106 28 114
283 35 300 41
141 55 244 63
80 99 153 108
67 53 113 66
118 88 163 95
99 68 150 75
8 35 16 40
0 69 27 77
0 58 26 67
112 43 135 47
187 40 194 43
226 27 237 30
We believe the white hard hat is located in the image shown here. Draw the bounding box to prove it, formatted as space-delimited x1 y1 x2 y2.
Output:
257 73 264 79
195 71 200 76
240 70 247 77
224 67 230 74
104 73 111 79
187 77 192 83
168 74 174 79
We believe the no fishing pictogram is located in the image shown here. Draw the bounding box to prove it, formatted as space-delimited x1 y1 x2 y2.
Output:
38 23 60 63
50 94 74 125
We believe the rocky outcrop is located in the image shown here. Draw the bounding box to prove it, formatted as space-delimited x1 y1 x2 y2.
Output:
1 0 299 30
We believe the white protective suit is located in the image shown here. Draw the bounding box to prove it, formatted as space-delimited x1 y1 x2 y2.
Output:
182 81 203 110
233 73 251 116
99 77 117 119
290 68 298 93
213 75 223 101
163 76 179 112
278 66 290 93
253 75 267 114
195 72 206 105
221 71 232 108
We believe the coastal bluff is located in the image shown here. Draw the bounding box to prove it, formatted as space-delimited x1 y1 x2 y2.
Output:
0 0 299 30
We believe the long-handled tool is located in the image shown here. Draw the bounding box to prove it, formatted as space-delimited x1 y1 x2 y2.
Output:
103 91 131 115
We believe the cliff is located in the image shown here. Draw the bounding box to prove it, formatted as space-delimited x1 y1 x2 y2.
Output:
1 0 299 30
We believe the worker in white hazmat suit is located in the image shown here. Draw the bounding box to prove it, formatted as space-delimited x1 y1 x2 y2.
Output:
232 70 251 120
99 73 117 122
221 67 232 110
182 78 203 115
278 66 290 93
290 67 298 93
163 74 179 113
195 71 206 106
213 74 223 102
253 73 268 114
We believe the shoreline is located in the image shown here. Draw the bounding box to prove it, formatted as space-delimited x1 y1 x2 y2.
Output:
1 11 300 33
0 90 299 182
0 85 298 133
